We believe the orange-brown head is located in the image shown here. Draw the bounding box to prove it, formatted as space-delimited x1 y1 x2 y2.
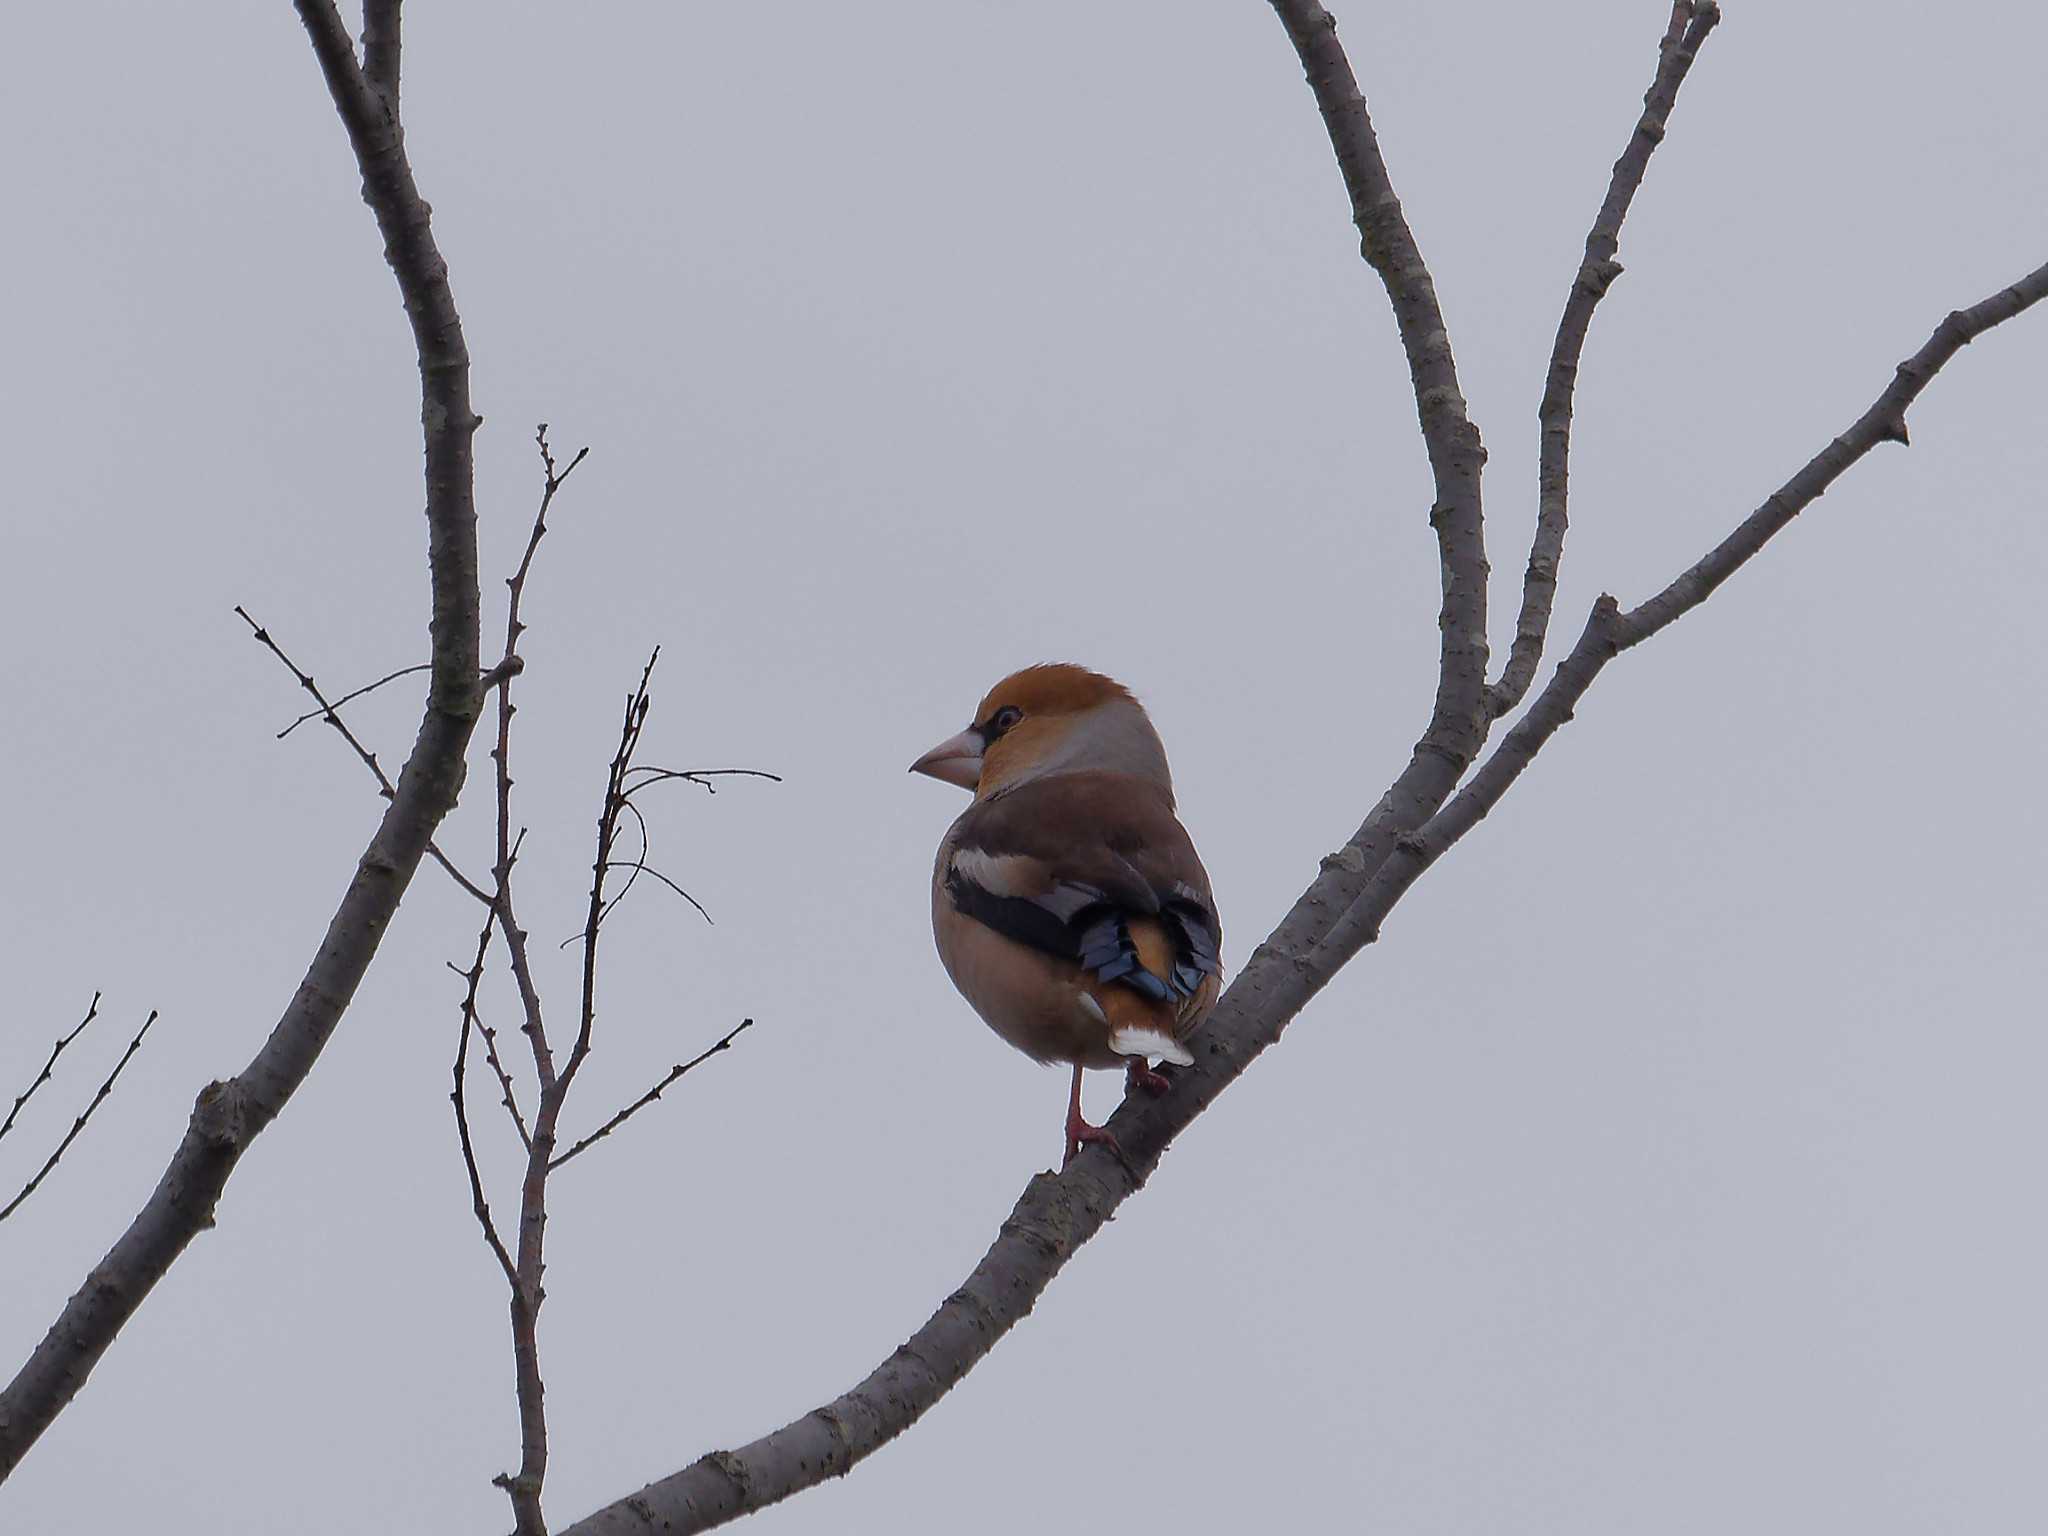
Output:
909 663 1174 803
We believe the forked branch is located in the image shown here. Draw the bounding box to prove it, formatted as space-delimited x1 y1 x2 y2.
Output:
0 0 481 1476
1488 0 1722 717
554 16 2048 1535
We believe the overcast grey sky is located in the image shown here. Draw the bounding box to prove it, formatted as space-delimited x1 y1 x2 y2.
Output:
5 2 2046 1531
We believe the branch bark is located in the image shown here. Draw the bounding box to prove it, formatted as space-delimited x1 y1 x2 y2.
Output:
0 0 479 1478
1487 0 1721 717
1268 0 1493 803
553 6 2048 1525
555 247 2048 1536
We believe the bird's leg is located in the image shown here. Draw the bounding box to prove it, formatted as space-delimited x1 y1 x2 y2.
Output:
1126 1058 1173 1097
1063 1062 1124 1168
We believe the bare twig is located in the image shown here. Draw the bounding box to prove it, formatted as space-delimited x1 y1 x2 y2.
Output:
604 857 714 927
562 797 714 946
474 1004 534 1154
236 606 491 907
1 994 100 1148
550 1018 753 1171
623 766 785 798
1488 0 1722 717
491 426 585 1102
451 917 518 1286
0 0 484 1474
560 653 660 1097
278 661 430 739
0 1012 162 1226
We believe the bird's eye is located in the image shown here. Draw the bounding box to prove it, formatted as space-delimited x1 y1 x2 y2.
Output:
986 705 1024 739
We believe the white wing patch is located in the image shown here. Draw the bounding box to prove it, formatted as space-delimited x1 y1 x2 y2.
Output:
949 847 1042 898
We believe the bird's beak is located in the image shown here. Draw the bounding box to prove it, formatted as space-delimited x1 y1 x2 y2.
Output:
909 726 984 790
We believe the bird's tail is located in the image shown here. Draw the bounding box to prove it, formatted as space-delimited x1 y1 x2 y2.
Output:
1102 916 1194 1065
1108 1021 1193 1067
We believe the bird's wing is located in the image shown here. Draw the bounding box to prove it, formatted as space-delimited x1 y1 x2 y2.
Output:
943 772 1222 1002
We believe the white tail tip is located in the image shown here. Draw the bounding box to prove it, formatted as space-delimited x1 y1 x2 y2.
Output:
1109 1025 1193 1067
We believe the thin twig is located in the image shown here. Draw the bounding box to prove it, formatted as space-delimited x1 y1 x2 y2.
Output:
474 1007 533 1154
559 653 659 1098
0 1012 162 1226
562 798 714 947
622 766 784 798
1488 0 1721 717
605 857 714 927
278 662 430 739
1 994 100 1148
445 968 532 1154
451 915 518 1287
236 606 493 907
550 1019 753 1171
492 425 586 1099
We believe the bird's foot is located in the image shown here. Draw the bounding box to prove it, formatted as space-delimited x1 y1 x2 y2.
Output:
1063 1111 1132 1174
1126 1060 1173 1097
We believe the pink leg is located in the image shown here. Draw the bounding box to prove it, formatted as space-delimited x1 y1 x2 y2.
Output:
1126 1058 1173 1097
1063 1062 1124 1168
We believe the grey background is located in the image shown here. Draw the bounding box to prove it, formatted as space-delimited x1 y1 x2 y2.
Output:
5 1 2045 1531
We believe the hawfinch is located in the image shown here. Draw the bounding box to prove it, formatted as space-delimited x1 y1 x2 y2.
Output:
911 664 1223 1166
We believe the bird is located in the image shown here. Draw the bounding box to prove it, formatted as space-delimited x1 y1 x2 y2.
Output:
910 664 1223 1167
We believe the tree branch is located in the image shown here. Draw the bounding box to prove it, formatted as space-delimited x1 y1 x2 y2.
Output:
491 427 584 1103
360 0 400 113
550 181 2048 1536
452 911 520 1290
235 605 491 905
549 1019 753 1172
1268 0 1492 789
0 1011 161 1227
1487 0 1721 717
0 0 481 1477
277 661 430 739
1 994 100 1149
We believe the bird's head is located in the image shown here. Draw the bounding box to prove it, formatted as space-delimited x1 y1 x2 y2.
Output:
910 663 1174 802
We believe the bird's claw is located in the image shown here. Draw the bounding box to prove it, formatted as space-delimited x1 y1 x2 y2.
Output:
1126 1060 1173 1097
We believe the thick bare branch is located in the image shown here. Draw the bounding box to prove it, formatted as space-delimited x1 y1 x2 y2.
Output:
1487 0 1721 717
553 248 2048 1536
0 1011 160 1227
361 0 400 111
0 0 481 1476
549 1019 753 1172
1269 0 1491 784
1 995 100 1150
